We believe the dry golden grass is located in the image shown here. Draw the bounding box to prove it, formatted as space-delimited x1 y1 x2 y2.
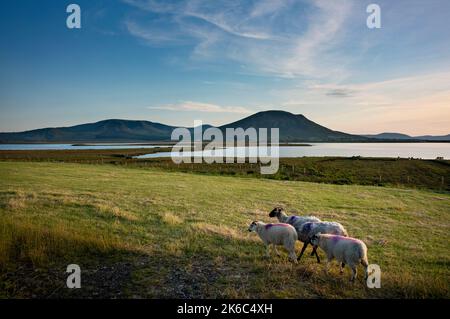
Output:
95 203 139 222
0 216 127 268
5 190 36 211
161 212 183 225
192 222 258 242
0 162 449 298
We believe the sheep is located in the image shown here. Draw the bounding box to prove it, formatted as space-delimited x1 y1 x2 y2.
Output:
310 233 369 282
269 207 321 228
248 221 298 262
269 207 322 262
296 221 348 263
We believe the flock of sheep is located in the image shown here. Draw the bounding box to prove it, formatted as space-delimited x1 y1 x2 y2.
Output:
248 207 370 282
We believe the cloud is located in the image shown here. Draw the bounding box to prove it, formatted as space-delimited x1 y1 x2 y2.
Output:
148 101 252 114
276 71 450 135
123 0 353 79
326 88 354 98
125 19 186 45
307 71 450 105
122 0 450 135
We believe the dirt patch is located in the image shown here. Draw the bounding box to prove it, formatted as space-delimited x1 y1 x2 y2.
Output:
159 258 233 298
0 254 143 299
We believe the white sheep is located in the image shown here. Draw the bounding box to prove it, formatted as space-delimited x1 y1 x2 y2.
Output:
248 221 298 262
296 221 348 262
269 207 322 262
310 233 369 282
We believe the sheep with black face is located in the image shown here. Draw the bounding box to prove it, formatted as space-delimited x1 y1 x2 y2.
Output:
269 207 322 262
269 207 321 228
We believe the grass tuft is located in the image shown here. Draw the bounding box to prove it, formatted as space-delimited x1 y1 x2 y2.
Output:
161 212 183 225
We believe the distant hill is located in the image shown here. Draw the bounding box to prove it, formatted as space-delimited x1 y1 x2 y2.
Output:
219 110 367 142
1 111 447 143
414 134 450 141
363 133 414 140
363 132 450 141
0 111 367 143
0 119 177 143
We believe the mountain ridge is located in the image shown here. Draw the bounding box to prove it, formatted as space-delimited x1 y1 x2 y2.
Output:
363 132 450 141
0 110 448 143
218 110 365 142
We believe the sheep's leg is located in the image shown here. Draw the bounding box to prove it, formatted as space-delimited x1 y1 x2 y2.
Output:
313 247 321 264
265 244 271 258
297 242 308 261
289 250 298 263
324 259 331 275
361 259 369 280
350 266 357 282
273 245 281 256
286 243 298 263
340 262 345 274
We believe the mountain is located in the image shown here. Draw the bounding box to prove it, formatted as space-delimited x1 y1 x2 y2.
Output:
363 132 450 141
5 110 447 143
414 134 450 141
363 133 414 140
0 111 367 143
219 110 367 142
0 119 177 143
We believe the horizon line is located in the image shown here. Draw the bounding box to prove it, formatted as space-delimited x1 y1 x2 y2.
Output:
0 110 449 138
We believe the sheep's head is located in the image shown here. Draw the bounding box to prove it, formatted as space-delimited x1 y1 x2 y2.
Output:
269 206 283 218
248 221 258 232
310 232 322 246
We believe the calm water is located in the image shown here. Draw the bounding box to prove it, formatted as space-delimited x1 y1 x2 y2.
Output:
1 143 449 159
0 144 171 150
136 143 450 159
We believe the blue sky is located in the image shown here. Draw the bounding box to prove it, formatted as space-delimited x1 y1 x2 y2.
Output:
0 0 449 135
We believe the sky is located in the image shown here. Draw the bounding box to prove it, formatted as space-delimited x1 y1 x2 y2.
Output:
0 0 449 135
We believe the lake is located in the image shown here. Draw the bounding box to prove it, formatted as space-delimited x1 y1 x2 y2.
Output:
1 143 449 159
135 143 450 159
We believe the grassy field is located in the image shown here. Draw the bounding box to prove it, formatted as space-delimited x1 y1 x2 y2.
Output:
1 149 449 191
0 161 449 298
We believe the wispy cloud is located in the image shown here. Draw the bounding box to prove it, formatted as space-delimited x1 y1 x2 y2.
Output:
123 0 353 79
125 19 185 44
122 0 450 135
326 88 354 98
148 101 252 114
276 71 450 135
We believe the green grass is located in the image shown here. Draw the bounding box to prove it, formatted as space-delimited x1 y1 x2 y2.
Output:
0 161 449 298
1 149 449 191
